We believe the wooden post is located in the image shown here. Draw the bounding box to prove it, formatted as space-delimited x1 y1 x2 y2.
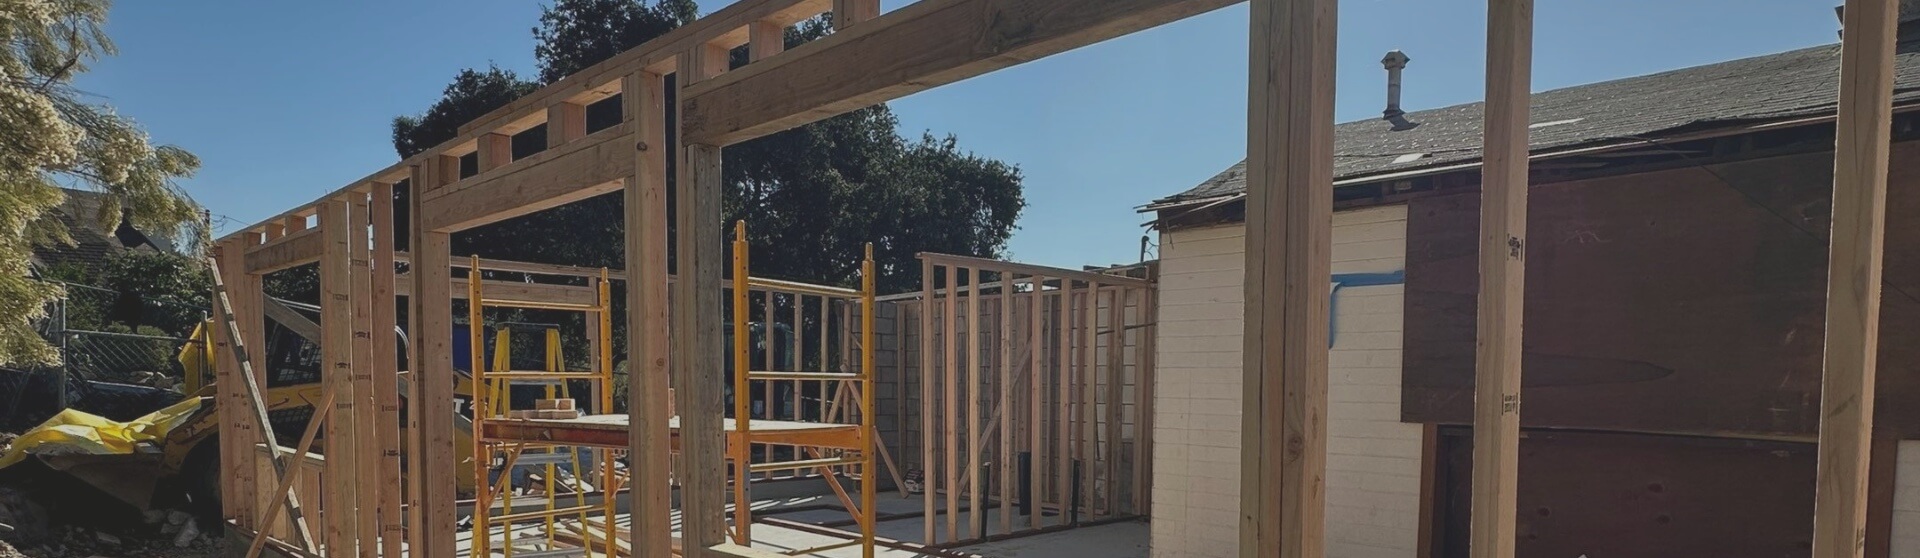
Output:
1104 288 1124 516
1061 286 1075 523
548 103 587 149
832 0 879 29
408 160 459 557
318 198 360 556
920 259 936 544
999 274 1014 534
624 69 674 558
943 266 960 541
677 42 730 557
212 242 257 534
966 267 982 537
1470 2 1532 557
1028 276 1044 530
368 182 404 558
478 132 512 171
749 20 785 62
348 193 381 557
1241 0 1336 556
1812 0 1897 556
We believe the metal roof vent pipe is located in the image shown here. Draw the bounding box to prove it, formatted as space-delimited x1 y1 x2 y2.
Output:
1382 50 1419 131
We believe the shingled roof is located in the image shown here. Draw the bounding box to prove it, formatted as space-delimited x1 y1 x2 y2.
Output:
1148 36 1920 210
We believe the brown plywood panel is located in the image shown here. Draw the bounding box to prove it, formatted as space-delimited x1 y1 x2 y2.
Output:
1432 430 1816 558
1403 142 1920 436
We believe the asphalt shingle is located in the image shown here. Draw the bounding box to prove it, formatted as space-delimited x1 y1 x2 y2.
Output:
1151 37 1920 208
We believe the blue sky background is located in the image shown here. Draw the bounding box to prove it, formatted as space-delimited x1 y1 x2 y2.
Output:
77 0 1842 269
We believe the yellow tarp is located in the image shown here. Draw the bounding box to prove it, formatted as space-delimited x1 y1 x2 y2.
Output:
0 397 202 470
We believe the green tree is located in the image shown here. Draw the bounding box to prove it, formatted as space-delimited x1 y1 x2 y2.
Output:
2 0 202 366
533 0 697 84
391 65 539 159
95 251 211 337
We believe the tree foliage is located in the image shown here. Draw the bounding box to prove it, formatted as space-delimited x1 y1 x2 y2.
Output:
391 65 538 159
2 0 202 366
533 0 697 84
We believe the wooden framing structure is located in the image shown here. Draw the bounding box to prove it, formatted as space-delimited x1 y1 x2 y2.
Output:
901 253 1156 546
206 0 1904 556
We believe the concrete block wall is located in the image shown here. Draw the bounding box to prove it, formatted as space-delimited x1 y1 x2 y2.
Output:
1149 204 1422 558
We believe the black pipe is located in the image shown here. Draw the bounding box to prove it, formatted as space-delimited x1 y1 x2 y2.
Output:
1017 452 1033 518
1069 460 1082 526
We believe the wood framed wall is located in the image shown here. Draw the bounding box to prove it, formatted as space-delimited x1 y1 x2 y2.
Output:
892 253 1156 546
206 0 1904 556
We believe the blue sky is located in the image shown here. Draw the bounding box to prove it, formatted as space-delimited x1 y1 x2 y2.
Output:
77 0 1841 269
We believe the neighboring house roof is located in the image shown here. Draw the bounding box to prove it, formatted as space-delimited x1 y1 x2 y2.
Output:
30 188 172 272
1148 36 1920 210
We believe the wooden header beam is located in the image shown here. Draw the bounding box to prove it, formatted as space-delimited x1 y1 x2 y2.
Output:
681 0 1239 147
1810 0 1898 556
244 227 323 274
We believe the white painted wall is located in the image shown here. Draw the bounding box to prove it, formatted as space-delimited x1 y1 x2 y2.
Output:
1896 441 1920 558
1149 205 1422 558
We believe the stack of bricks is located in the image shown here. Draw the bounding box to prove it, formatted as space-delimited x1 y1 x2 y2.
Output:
506 399 581 420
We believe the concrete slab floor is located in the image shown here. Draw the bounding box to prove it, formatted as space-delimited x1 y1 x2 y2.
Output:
454 494 1149 558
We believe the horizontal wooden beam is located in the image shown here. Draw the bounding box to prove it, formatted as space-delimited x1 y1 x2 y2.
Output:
244 227 324 274
420 125 633 233
682 0 1237 146
392 277 598 305
459 0 832 137
394 252 624 280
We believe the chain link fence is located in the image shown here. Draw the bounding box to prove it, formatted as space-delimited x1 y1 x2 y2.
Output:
1 280 208 430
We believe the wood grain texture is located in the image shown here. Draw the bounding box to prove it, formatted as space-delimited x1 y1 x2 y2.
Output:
920 259 936 544
420 126 630 232
1812 1 1897 556
624 70 675 558
407 165 458 557
547 102 587 148
243 227 321 274
681 0 1239 146
349 195 378 557
831 0 878 29
1470 1 1532 557
368 183 404 558
1241 0 1336 556
675 137 727 556
318 199 360 556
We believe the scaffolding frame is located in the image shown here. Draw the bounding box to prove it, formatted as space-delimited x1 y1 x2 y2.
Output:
469 259 620 557
727 221 878 557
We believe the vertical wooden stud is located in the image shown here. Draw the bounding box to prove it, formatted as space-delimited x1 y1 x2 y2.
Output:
1470 1 1533 557
318 198 360 556
832 0 879 30
920 260 936 544
1029 276 1045 529
624 69 674 558
1104 288 1125 516
548 102 588 149
348 193 379 558
749 20 785 62
943 266 960 541
1812 0 1898 556
966 267 982 538
1054 285 1070 527
368 182 404 558
1242 0 1336 556
408 160 458 557
477 133 512 171
676 44 727 555
1006 276 1021 536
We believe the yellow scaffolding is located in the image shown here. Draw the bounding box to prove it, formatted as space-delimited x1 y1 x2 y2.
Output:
730 221 878 558
469 259 618 557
